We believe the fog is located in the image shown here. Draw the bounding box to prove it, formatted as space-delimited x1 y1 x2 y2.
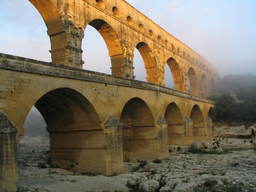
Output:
0 0 256 79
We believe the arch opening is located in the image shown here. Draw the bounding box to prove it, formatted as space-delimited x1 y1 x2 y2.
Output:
19 88 104 174
133 48 147 81
164 103 184 145
127 16 133 25
166 58 184 90
18 107 49 170
83 25 111 74
120 98 157 162
83 19 124 77
190 105 205 136
135 42 158 83
188 68 198 96
164 64 175 89
96 0 105 9
112 7 120 17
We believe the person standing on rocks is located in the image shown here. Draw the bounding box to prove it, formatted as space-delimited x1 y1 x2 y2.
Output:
252 128 256 150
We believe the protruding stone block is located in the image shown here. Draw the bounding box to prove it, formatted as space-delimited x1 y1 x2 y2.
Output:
184 117 193 137
156 116 169 159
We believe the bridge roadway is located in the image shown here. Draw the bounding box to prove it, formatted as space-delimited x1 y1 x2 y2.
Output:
0 53 214 190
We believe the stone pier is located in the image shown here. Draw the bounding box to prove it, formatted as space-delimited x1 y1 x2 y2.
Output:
0 113 17 192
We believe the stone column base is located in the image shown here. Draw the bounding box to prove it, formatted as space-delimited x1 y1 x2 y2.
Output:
0 112 17 192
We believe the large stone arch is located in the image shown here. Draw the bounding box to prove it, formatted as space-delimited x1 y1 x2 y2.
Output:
28 0 65 64
164 102 185 145
84 19 126 77
20 88 109 174
188 67 199 96
33 88 101 132
135 42 159 84
28 0 84 67
28 0 63 29
190 105 205 136
120 97 158 162
166 58 185 91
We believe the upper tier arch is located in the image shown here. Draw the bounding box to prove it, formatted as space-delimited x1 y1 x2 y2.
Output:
27 0 218 97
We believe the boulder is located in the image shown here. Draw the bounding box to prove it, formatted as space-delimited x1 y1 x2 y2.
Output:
139 179 160 192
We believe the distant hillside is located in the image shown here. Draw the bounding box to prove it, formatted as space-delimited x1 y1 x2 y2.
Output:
215 74 256 101
211 74 256 124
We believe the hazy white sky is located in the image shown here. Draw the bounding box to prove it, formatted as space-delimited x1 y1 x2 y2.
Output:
0 0 256 84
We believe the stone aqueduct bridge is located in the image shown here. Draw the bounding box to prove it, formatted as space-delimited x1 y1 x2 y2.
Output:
0 0 218 191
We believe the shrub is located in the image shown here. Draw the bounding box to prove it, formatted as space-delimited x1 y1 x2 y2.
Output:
153 159 162 164
138 160 148 168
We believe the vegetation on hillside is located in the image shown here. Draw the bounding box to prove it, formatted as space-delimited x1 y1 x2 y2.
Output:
210 74 256 124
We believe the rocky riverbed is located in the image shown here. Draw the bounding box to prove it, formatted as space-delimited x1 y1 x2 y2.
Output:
18 124 256 192
17 136 256 192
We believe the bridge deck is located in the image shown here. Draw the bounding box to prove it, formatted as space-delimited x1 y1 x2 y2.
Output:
0 53 213 105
